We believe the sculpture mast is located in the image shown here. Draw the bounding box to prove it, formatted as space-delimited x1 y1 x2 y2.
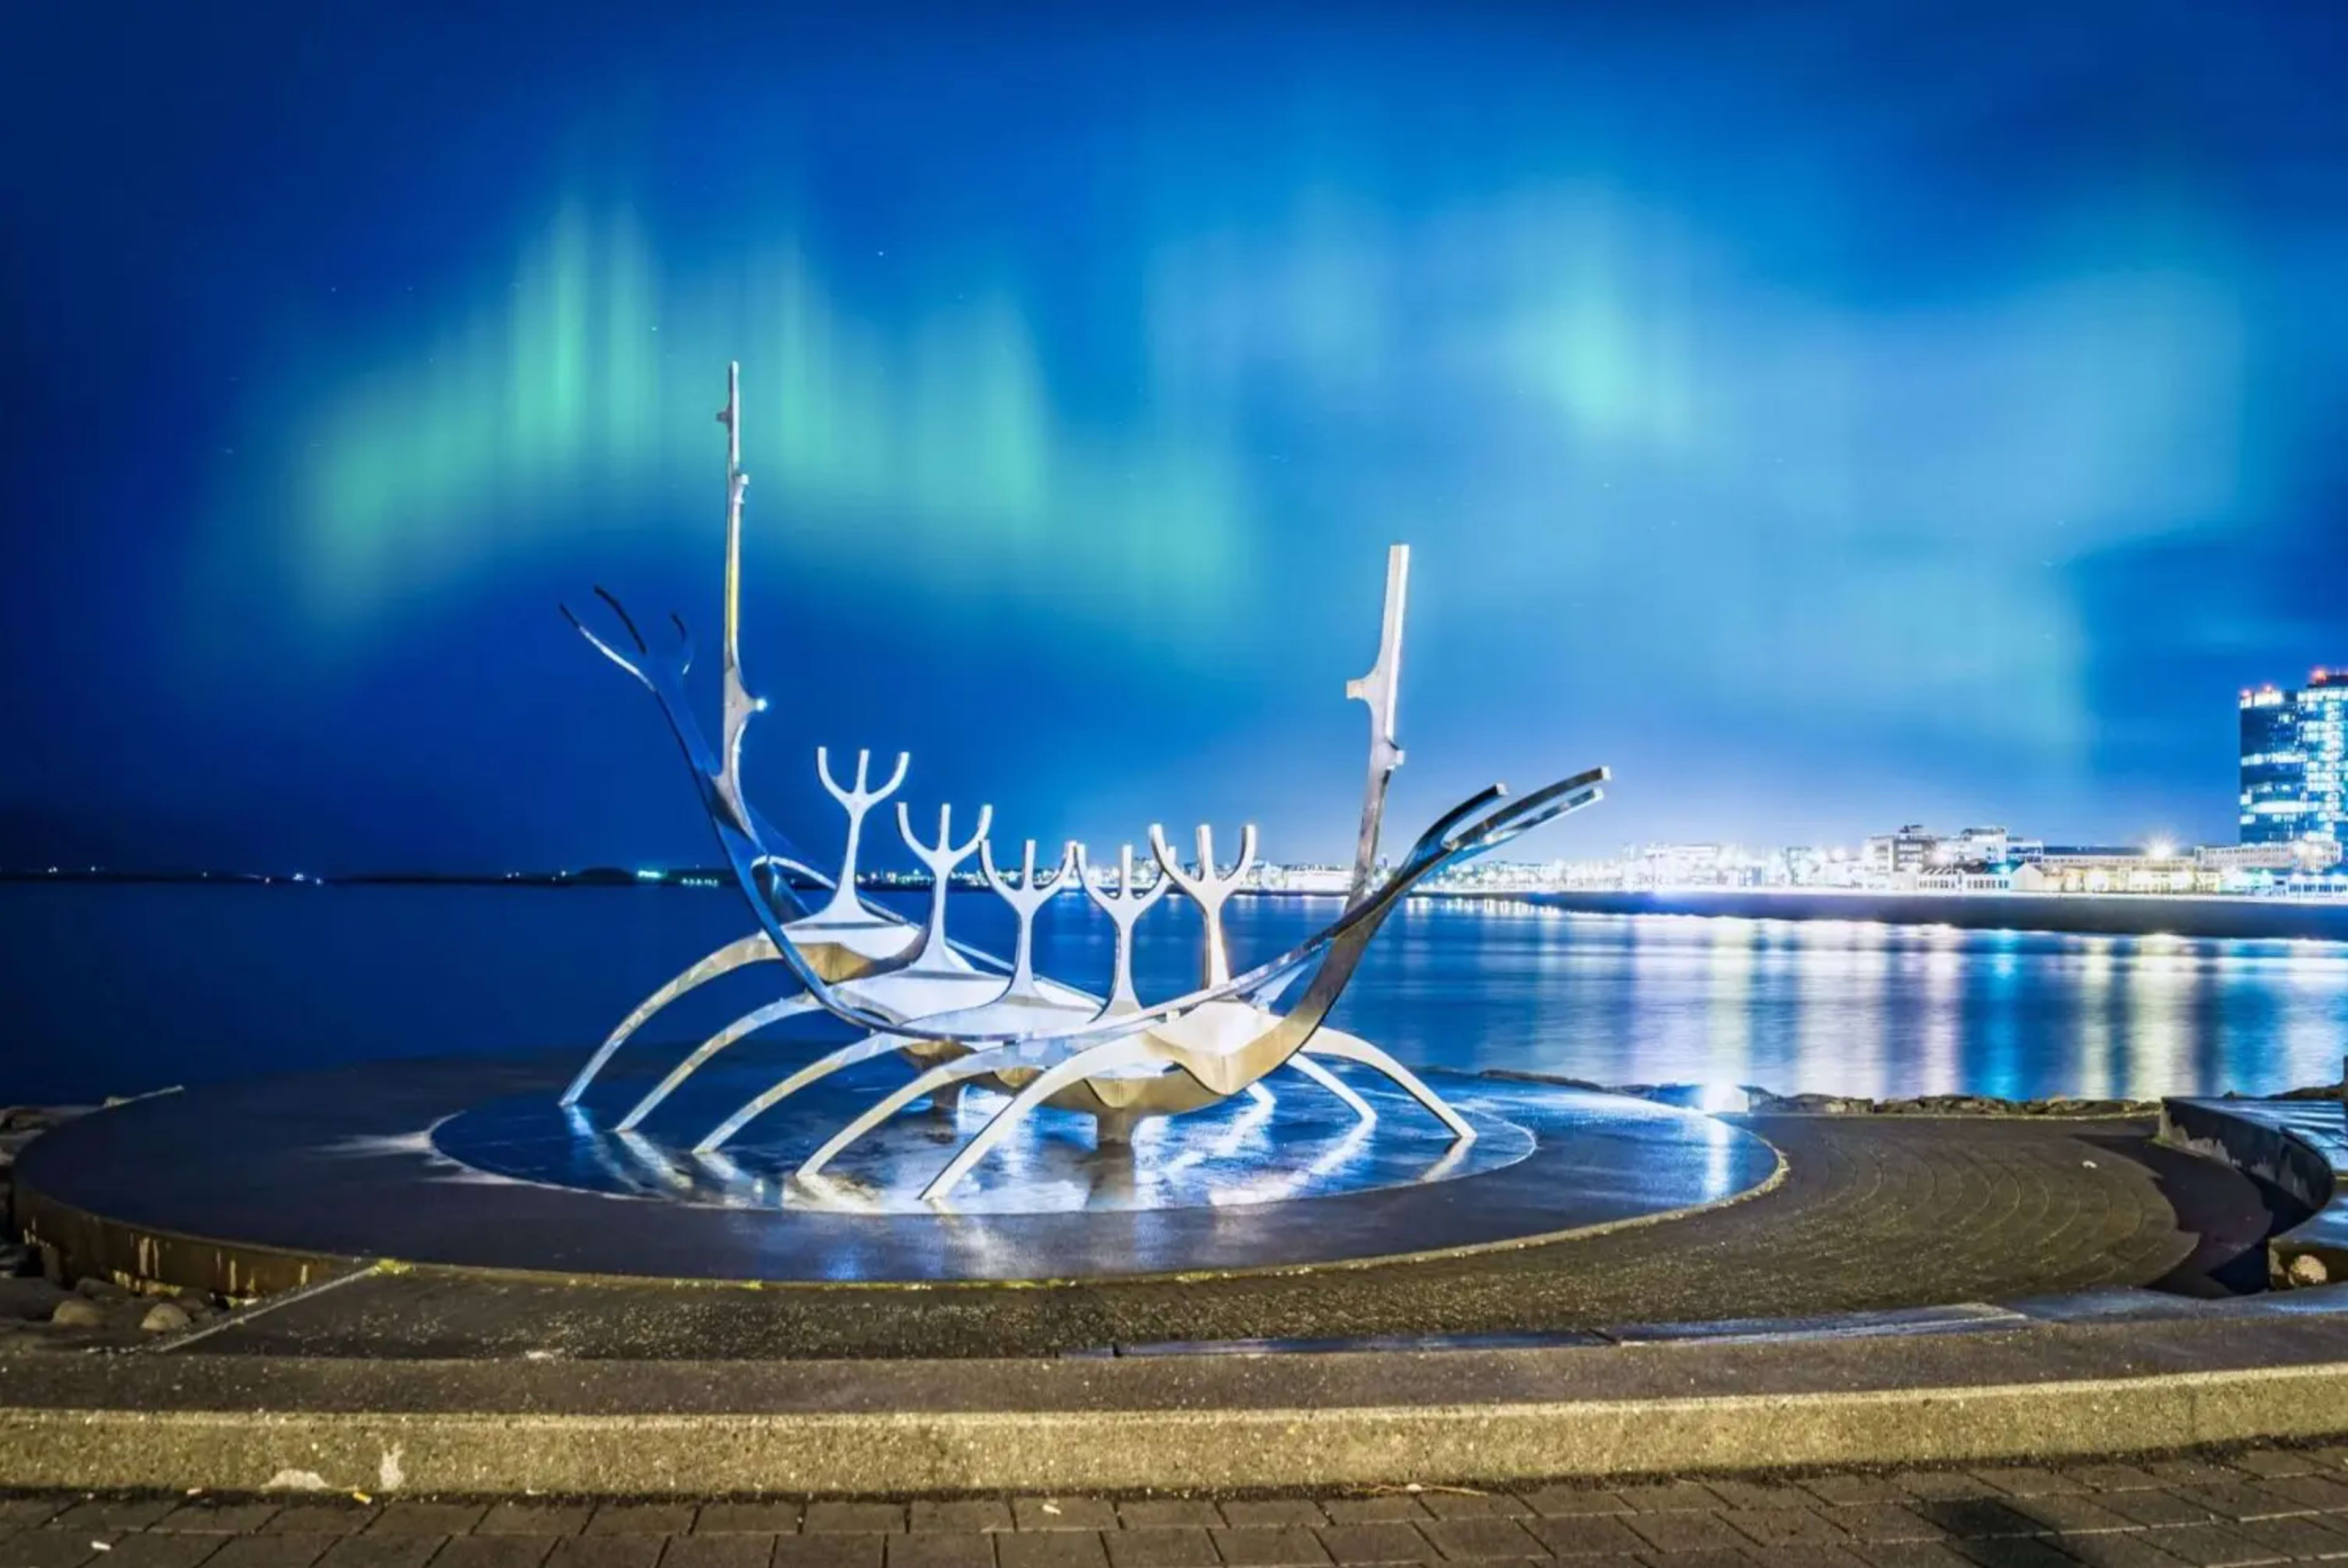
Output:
715 362 758 830
1345 544 1409 908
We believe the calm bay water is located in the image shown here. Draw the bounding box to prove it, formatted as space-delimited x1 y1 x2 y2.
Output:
2 884 2345 1106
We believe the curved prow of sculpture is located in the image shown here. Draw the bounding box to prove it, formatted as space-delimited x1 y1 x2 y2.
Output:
896 800 993 968
1076 843 1167 1017
813 748 911 925
980 837 1077 996
1150 822 1259 987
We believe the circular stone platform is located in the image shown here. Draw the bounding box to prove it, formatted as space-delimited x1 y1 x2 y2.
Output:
13 1054 1779 1287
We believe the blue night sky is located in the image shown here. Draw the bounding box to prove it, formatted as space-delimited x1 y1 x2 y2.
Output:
4 1 2346 872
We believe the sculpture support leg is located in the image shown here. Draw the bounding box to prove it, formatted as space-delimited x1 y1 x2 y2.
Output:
696 1032 901 1153
1286 1053 1374 1123
921 1040 1159 1201
617 995 822 1131
1300 1037 1475 1142
561 932 781 1105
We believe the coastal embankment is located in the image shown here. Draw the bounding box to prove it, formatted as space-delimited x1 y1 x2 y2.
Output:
1506 888 2348 941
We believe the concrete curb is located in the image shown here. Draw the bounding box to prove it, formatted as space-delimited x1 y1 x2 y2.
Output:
11 1308 2348 1493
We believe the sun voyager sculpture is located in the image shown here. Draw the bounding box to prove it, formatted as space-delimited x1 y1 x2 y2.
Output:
561 363 1608 1206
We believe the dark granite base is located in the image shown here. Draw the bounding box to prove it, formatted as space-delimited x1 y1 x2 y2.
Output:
11 1054 1779 1288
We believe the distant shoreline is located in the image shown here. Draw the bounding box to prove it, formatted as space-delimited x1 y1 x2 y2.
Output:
13 872 2348 942
1499 888 2348 941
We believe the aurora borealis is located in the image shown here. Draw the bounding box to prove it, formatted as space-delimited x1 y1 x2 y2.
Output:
5 2 2347 870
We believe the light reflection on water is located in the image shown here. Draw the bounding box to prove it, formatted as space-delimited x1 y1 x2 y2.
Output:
4 884 2348 1103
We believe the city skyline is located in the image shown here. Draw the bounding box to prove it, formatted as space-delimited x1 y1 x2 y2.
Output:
7 4 2348 872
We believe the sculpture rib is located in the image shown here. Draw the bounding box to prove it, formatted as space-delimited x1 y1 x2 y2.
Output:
921 1040 1159 1199
694 1032 902 1153
616 994 822 1131
559 932 781 1106
793 1042 1099 1180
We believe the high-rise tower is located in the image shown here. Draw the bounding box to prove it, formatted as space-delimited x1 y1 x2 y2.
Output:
2240 671 2348 845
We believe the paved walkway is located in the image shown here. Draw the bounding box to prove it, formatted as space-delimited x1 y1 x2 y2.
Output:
174 1117 2272 1361
12 1445 2348 1568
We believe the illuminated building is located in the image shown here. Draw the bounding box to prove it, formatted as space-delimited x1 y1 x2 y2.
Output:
2240 670 2348 847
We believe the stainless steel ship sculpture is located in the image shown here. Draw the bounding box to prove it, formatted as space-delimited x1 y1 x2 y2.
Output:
563 362 1608 1201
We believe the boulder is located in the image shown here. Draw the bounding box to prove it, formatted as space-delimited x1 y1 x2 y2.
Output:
49 1297 105 1328
139 1301 193 1333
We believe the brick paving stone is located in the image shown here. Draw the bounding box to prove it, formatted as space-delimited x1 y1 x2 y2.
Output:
1896 1474 2004 1503
2225 1451 2322 1480
1611 1481 1721 1512
1902 1500 2042 1539
1622 1510 1751 1553
1840 1545 1979 1568
1724 1506 1850 1547
1113 1507 1220 1532
210 1538 340 1568
1409 1520 1538 1562
478 1509 593 1539
771 1542 882 1568
587 1510 700 1539
0 1501 73 1529
1828 1506 1951 1543
0 1534 121 1568
1743 1547 1875 1568
1943 1538 2078 1568
1102 1530 1216 1568
157 1504 286 1534
1010 1505 1117 1534
2250 1472 2348 1511
95 1535 231 1568
2165 1485 2310 1523
1704 1479 1810 1509
1406 1498 1521 1523
2098 1494 2223 1529
1804 1476 1908 1507
550 1541 665 1568
265 1508 383 1539
1998 1495 2138 1534
1208 1528 1329 1566
1217 1506 1324 1530
659 1537 777 1568
2040 1535 2197 1568
882 1537 991 1568
994 1533 1110 1568
431 1539 562 1568
693 1509 800 1537
1519 1514 1644 1557
1970 1468 2091 1498
2228 1514 2348 1559
2134 1524 2288 1567
315 1539 447 1568
2064 1467 2168 1494
1507 1488 1623 1519
1633 1553 1747 1568
803 1509 906 1537
371 1506 490 1537
52 1500 182 1531
2146 1466 2245 1489
1305 1525 1433 1566
1315 1503 1426 1526
910 1506 1012 1535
